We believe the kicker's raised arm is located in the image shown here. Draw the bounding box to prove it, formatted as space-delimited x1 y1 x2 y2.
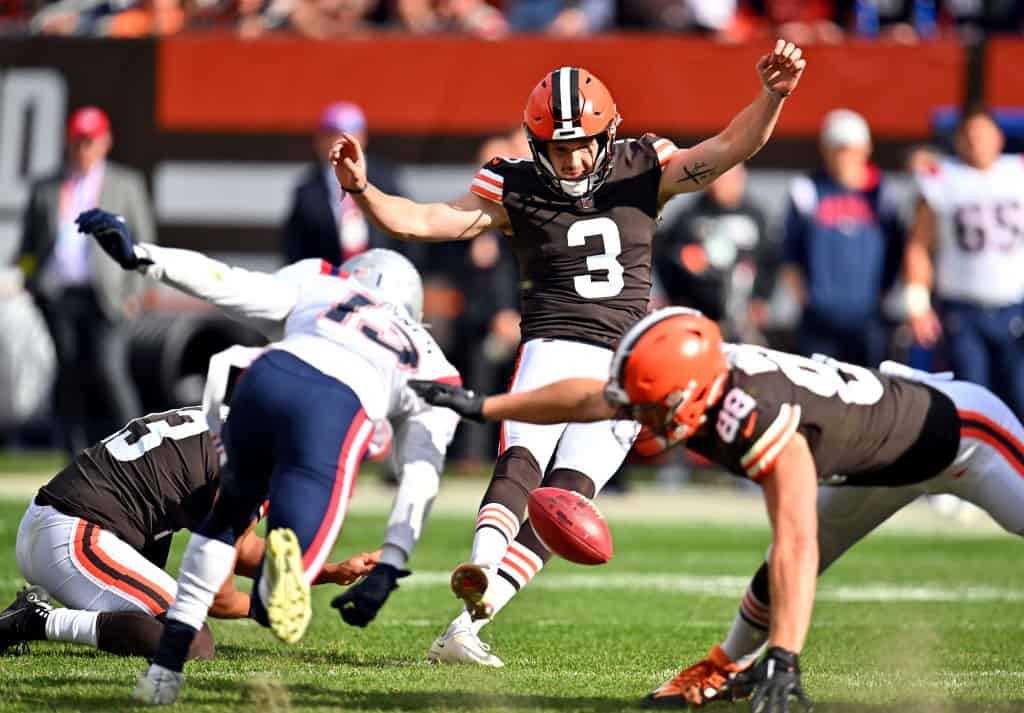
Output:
659 40 807 201
329 132 509 242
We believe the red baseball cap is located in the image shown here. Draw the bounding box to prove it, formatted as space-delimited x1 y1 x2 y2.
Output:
67 107 111 141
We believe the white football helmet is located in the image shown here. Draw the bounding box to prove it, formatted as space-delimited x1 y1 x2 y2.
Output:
341 249 424 322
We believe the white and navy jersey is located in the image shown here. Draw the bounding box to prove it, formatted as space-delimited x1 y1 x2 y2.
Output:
143 246 460 425
915 155 1024 306
270 259 459 421
685 345 961 486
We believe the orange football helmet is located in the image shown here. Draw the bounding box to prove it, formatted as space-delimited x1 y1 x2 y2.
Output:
523 67 621 198
607 308 729 441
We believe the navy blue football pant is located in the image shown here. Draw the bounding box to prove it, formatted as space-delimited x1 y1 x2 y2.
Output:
939 299 1024 420
194 349 373 625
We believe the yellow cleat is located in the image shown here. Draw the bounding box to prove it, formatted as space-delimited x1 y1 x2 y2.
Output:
264 528 311 645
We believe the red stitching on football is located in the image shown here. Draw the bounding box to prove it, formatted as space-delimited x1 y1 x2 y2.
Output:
526 487 613 565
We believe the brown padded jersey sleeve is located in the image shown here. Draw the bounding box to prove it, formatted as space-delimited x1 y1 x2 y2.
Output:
470 158 512 204
638 133 679 174
706 379 802 483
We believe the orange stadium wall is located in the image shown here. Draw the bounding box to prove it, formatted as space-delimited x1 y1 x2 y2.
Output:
155 35 963 139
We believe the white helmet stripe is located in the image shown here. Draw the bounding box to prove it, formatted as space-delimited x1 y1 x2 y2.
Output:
557 67 573 123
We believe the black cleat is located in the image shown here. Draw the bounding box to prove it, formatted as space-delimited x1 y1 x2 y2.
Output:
0 586 52 655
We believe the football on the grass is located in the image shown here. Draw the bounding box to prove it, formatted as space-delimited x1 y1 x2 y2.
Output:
527 487 613 565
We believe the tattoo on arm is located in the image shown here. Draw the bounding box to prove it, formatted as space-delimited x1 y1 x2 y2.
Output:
678 162 716 186
457 212 487 240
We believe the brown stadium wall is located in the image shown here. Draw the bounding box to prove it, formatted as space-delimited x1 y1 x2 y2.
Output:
0 36 1015 257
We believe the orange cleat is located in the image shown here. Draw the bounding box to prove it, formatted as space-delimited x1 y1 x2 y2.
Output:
642 644 748 708
450 563 494 621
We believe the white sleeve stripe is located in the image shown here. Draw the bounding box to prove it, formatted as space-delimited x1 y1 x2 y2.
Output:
478 168 504 185
747 406 801 480
741 404 794 467
473 176 502 191
471 178 503 199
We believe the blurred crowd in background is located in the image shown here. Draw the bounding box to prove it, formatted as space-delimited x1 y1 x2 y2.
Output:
2 0 1023 40
8 91 1024 493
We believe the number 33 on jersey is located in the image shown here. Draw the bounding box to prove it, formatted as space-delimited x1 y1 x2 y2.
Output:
471 134 677 349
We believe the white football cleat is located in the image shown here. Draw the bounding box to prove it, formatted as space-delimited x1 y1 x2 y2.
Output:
427 626 504 668
132 663 184 705
264 528 311 644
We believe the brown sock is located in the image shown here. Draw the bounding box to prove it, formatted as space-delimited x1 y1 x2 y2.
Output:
96 612 216 660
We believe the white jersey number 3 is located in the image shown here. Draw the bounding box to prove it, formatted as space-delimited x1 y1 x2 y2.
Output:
567 217 625 299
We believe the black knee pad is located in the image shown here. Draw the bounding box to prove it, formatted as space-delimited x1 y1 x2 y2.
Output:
542 468 596 499
481 446 543 513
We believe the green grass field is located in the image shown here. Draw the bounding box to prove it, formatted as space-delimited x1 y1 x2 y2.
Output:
1 493 1022 712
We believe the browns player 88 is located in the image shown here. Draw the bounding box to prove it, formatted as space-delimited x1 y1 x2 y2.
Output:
332 40 807 665
410 308 1024 711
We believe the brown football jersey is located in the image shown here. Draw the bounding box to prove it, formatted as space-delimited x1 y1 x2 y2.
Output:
36 407 220 560
686 345 961 486
471 134 677 348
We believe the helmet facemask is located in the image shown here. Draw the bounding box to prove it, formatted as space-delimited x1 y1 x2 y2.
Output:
526 120 619 199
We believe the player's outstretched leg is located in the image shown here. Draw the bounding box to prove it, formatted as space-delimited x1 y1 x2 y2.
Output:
446 445 545 622
467 446 543 564
135 480 259 703
430 467 592 667
134 532 238 705
428 521 551 668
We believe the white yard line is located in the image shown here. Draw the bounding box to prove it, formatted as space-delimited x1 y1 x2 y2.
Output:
400 571 1024 603
0 476 1005 534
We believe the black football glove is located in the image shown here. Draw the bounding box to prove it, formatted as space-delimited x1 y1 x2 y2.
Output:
330 563 410 628
408 380 486 422
75 208 152 270
720 647 813 713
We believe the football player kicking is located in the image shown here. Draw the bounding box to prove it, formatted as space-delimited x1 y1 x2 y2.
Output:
1 404 379 659
331 40 807 666
410 308 1024 712
74 209 462 705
